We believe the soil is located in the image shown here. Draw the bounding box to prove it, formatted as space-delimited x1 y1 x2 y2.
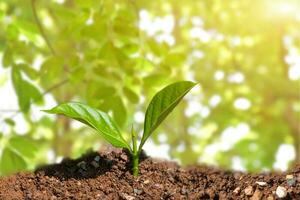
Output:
0 147 299 200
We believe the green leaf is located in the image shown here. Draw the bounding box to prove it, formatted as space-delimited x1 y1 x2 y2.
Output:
43 102 130 149
139 81 197 150
124 86 139 104
2 47 13 68
75 0 100 8
18 63 39 80
12 67 42 112
8 136 38 159
40 56 64 81
4 118 15 126
110 96 127 128
0 147 27 175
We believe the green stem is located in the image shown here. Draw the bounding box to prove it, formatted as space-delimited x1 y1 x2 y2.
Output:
132 153 139 177
131 126 139 177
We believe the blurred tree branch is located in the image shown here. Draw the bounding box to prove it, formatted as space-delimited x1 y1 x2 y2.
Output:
31 0 56 55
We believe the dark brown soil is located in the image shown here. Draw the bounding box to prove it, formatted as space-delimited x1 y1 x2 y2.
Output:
0 147 299 200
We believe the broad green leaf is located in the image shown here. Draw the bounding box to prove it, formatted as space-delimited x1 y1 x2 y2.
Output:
139 81 197 149
124 86 139 104
6 24 19 40
8 136 38 159
18 63 39 80
110 96 127 128
40 56 64 84
43 102 130 149
15 20 41 44
143 74 168 88
12 67 42 112
0 147 27 175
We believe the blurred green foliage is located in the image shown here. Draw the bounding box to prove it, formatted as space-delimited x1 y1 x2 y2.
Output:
0 0 299 175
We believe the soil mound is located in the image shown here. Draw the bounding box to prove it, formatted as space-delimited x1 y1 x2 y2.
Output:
0 148 299 199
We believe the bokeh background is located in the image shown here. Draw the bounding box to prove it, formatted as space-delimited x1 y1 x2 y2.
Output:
0 0 299 176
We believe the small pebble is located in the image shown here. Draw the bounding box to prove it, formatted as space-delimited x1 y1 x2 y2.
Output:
133 188 143 195
286 174 293 179
276 186 287 198
96 194 102 197
123 194 135 200
256 181 267 186
143 179 150 184
112 165 118 170
234 173 241 180
287 178 296 186
94 156 101 162
244 186 254 196
250 189 262 200
296 174 300 184
120 154 128 161
50 196 57 200
233 187 241 194
77 161 87 170
153 183 163 189
266 196 274 200
181 187 188 194
286 174 297 186
91 161 99 168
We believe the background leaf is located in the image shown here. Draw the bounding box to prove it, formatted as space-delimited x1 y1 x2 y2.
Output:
0 147 27 175
8 136 38 159
12 66 42 112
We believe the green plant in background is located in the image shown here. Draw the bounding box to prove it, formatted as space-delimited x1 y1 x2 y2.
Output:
44 81 196 176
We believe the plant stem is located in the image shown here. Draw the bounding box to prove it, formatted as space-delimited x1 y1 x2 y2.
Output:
131 127 139 177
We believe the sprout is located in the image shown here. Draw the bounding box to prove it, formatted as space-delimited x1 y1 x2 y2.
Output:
44 81 196 176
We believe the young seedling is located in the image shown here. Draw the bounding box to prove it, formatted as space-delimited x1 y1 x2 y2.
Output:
44 81 196 176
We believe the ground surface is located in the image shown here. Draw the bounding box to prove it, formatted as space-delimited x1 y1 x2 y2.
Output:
0 147 299 200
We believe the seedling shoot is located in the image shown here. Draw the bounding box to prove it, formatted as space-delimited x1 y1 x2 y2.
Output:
44 81 196 176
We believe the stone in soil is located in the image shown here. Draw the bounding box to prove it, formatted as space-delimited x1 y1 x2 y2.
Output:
244 186 254 196
276 186 287 198
0 149 299 199
256 181 267 186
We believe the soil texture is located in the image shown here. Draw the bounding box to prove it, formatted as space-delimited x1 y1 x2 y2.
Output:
0 147 299 200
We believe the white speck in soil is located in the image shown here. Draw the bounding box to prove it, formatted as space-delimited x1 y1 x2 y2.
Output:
133 188 143 195
244 186 254 196
255 181 267 186
233 187 241 194
276 186 287 198
123 194 135 200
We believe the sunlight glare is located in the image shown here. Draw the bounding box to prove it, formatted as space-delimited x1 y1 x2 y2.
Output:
269 0 300 18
